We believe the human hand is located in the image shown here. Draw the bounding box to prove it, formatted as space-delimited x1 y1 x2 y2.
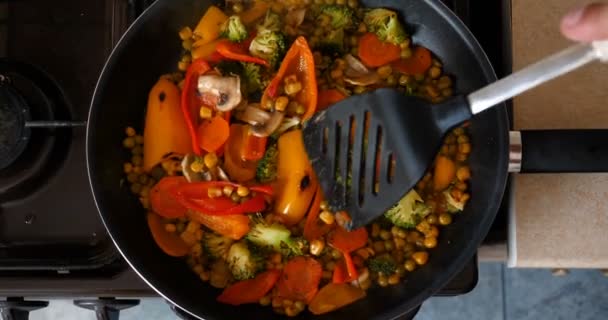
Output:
560 2 608 42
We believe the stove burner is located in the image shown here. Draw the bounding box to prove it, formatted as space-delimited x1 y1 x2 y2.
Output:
0 59 74 202
0 79 32 170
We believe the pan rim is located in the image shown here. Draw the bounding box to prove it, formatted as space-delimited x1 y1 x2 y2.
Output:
86 0 510 319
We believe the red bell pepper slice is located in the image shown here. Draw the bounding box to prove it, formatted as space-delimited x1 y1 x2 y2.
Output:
332 253 358 284
170 181 273 215
181 59 212 155
215 39 269 66
241 126 268 161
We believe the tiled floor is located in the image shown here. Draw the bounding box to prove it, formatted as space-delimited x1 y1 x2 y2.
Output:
26 263 608 319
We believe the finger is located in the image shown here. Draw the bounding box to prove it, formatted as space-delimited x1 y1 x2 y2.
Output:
560 2 608 42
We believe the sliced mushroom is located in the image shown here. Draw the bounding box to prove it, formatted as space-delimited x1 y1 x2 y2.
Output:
276 116 301 135
181 154 204 182
238 104 271 126
217 166 231 182
285 8 306 28
197 75 242 112
344 73 381 86
343 54 381 86
251 111 285 137
344 54 370 77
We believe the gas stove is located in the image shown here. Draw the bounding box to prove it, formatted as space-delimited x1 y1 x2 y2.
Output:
0 0 511 319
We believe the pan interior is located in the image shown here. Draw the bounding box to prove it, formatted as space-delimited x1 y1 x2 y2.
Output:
87 0 510 319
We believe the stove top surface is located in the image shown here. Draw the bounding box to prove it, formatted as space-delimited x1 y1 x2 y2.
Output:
0 0 511 308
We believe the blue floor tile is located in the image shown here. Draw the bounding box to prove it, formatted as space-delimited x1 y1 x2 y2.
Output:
504 268 608 320
415 262 505 320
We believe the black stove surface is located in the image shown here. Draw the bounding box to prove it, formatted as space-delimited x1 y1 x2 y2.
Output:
0 0 511 318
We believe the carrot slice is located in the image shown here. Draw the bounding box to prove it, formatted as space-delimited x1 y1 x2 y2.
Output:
357 33 401 67
327 226 368 253
317 89 346 111
149 176 188 218
433 155 456 191
303 186 332 242
276 256 322 303
217 269 281 305
186 211 250 240
392 46 432 75
197 115 230 153
147 213 189 257
308 283 366 315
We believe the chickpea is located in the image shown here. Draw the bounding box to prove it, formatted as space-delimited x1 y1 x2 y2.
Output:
380 230 391 240
424 237 438 249
236 186 250 197
204 152 218 168
457 166 471 181
426 214 438 225
429 66 441 79
123 162 133 174
178 27 192 40
428 226 440 238
378 274 388 287
260 296 271 306
412 251 429 265
123 137 135 149
404 259 416 272
388 274 400 285
310 239 325 256
439 213 453 226
371 223 381 238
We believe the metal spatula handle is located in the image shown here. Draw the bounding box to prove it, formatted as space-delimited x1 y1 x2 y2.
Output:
468 40 608 115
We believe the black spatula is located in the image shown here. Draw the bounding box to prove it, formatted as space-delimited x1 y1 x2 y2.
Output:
303 40 607 231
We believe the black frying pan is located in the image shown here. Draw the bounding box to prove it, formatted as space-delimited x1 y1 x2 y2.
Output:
85 0 608 319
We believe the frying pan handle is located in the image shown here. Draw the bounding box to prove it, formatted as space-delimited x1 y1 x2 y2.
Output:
468 40 607 115
509 130 608 173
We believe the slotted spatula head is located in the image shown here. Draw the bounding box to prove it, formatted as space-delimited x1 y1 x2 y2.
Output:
303 88 471 230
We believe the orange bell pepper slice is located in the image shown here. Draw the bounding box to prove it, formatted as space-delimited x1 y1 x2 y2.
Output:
274 129 318 226
262 36 317 120
308 283 366 315
147 213 189 257
143 78 193 171
223 124 259 182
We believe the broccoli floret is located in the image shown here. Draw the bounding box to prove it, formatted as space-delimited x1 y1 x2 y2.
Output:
366 254 397 275
241 62 263 94
257 10 282 33
256 142 278 183
226 241 263 280
246 217 307 258
220 15 248 42
384 189 431 229
319 5 355 29
203 232 234 260
363 8 407 45
317 28 345 55
444 187 466 213
215 61 261 95
249 31 286 69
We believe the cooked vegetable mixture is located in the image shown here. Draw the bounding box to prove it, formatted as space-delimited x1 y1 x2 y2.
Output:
122 0 471 316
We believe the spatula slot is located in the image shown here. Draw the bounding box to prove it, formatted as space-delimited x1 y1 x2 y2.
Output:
372 125 383 195
322 126 329 155
346 115 356 196
357 111 371 207
333 121 342 184
387 152 395 184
